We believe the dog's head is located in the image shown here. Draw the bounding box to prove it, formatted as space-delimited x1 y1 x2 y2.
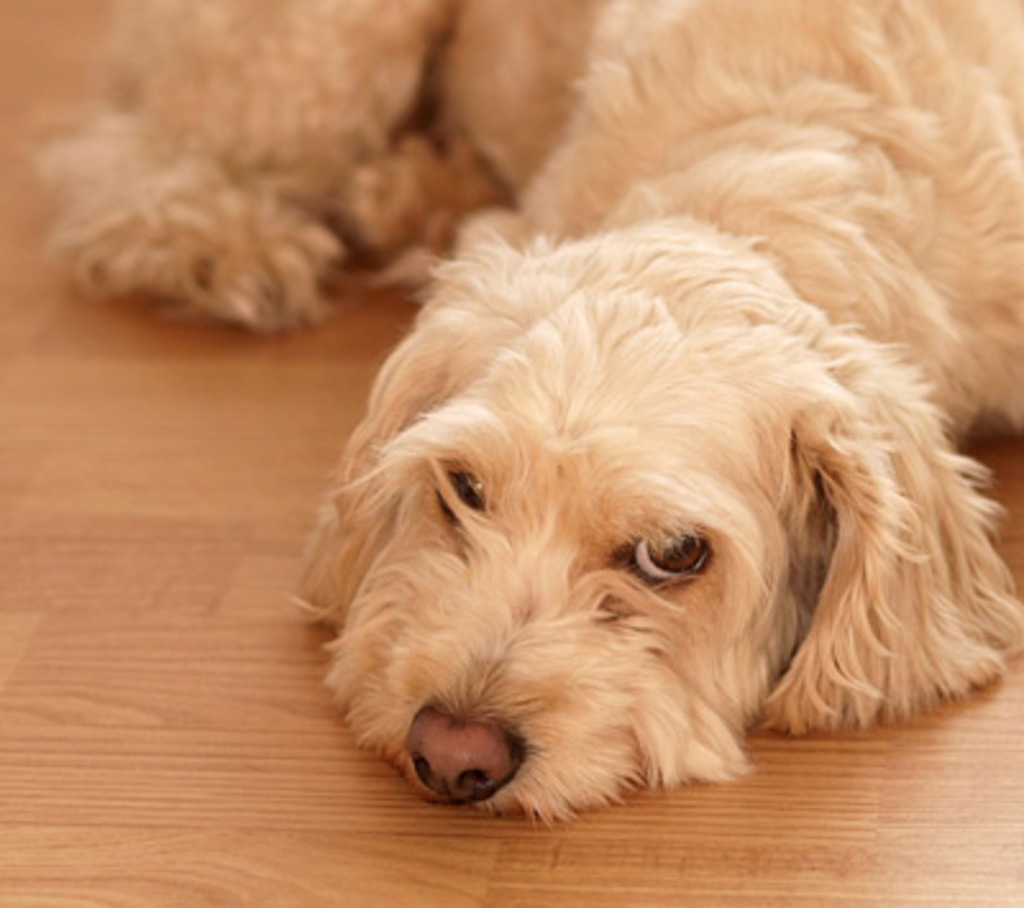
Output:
303 222 1021 820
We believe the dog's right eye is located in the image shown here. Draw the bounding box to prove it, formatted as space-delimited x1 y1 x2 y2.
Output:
448 472 483 507
439 469 485 524
447 470 485 511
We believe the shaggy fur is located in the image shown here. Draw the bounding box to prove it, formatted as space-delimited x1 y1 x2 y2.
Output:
42 0 1024 819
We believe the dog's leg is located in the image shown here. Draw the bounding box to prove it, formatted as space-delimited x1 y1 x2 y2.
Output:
39 0 455 330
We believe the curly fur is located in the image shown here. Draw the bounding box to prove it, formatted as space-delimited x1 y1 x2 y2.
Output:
42 0 1024 819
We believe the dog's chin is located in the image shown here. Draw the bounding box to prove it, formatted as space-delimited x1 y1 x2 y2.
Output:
390 749 640 822
344 694 653 822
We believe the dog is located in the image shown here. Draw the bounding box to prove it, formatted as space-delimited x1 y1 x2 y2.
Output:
41 0 1024 820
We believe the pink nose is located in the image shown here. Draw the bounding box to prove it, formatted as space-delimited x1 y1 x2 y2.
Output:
405 706 523 803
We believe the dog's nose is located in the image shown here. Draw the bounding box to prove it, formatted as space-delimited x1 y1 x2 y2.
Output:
405 706 523 803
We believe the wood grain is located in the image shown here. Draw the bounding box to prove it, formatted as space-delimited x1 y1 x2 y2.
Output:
2 3 1022 905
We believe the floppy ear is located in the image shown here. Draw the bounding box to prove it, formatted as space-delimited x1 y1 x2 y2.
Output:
298 307 471 622
299 251 537 622
763 337 1024 734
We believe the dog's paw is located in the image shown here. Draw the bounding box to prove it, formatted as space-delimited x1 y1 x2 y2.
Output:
40 114 345 332
167 197 345 332
52 171 344 332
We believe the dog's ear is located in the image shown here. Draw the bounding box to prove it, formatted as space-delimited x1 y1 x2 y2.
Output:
298 306 475 622
763 335 1024 733
299 325 456 619
299 253 534 622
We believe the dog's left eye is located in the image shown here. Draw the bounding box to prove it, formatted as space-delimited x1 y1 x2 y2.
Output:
631 534 709 583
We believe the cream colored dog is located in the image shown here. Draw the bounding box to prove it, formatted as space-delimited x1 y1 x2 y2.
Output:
43 0 1024 819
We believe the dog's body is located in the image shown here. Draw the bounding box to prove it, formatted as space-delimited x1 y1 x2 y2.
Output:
43 0 1024 819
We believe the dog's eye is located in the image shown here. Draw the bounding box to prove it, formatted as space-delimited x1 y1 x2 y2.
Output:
632 534 709 583
446 469 485 512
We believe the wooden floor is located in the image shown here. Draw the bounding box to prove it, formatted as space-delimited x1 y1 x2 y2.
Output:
3 3 1024 905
